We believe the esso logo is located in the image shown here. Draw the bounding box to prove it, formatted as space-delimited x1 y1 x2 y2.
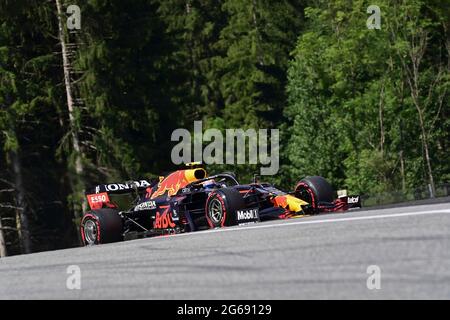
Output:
87 192 110 210
90 194 107 203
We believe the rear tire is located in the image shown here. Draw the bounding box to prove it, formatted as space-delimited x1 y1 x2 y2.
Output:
294 176 334 214
80 208 123 246
205 188 245 228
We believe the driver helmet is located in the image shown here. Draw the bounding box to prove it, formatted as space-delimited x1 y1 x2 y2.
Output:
201 179 216 189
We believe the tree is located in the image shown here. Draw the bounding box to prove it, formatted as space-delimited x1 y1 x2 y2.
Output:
1 0 80 254
285 0 449 195
74 0 177 181
214 0 305 129
55 0 86 214
388 0 449 195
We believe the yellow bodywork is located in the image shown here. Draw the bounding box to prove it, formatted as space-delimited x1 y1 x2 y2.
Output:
272 194 309 213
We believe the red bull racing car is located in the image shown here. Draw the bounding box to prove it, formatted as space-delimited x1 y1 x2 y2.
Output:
80 164 361 245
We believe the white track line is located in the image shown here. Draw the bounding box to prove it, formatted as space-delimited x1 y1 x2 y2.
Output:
148 208 450 241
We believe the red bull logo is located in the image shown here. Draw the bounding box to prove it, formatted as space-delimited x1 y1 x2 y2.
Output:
150 168 206 199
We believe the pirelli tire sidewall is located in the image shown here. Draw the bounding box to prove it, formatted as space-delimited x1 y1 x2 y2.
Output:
80 208 123 245
205 188 245 228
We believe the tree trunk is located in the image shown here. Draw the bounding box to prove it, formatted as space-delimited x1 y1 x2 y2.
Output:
396 25 436 196
408 57 436 196
55 0 86 215
416 105 435 196
378 84 385 158
10 150 31 254
0 216 7 257
251 0 264 66
410 50 436 196
399 150 406 193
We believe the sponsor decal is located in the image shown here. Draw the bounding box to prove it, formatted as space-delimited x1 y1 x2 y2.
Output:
153 207 176 229
134 201 157 211
171 209 179 221
86 192 109 210
347 196 360 204
236 208 259 224
103 180 151 192
150 171 192 199
181 188 191 194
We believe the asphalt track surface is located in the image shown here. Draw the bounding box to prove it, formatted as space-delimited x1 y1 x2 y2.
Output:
0 202 449 299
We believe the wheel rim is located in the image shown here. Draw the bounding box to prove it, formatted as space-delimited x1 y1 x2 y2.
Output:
83 219 98 244
208 198 224 224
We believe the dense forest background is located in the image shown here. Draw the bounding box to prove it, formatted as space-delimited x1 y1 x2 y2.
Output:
0 0 448 256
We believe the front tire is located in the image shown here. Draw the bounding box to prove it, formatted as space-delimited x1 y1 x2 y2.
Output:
205 188 245 228
294 176 334 214
80 208 123 246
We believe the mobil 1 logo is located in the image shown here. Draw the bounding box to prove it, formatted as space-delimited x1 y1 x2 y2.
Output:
236 208 260 225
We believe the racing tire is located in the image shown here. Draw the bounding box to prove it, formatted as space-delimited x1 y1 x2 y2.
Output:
205 188 245 228
294 176 334 214
80 208 123 246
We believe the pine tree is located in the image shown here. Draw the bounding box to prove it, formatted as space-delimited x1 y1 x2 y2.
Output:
1 0 80 253
214 0 305 129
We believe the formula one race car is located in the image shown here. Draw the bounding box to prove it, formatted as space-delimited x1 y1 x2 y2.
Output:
80 164 361 245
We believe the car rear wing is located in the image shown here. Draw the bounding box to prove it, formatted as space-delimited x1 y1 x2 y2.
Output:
85 180 154 210
86 180 153 195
